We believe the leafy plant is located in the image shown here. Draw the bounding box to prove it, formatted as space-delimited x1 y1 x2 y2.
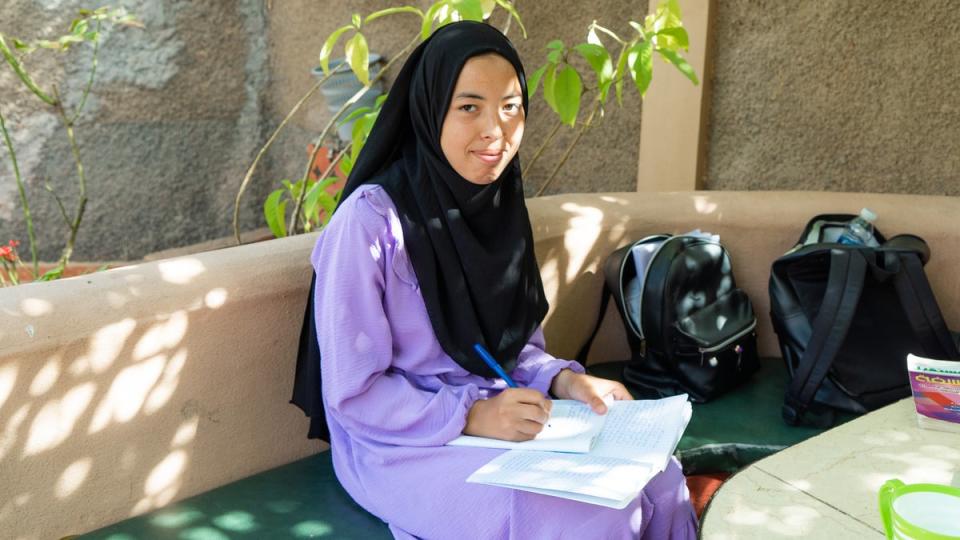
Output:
524 0 698 194
235 0 696 241
0 6 142 284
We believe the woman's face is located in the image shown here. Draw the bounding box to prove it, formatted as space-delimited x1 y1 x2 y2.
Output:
440 53 525 185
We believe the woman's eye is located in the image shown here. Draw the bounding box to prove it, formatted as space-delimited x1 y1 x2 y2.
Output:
459 104 478 113
503 103 521 113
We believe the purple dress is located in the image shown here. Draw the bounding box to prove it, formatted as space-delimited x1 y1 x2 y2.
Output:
313 185 698 539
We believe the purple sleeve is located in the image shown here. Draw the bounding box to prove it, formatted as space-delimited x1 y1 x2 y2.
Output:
509 327 586 395
313 193 479 447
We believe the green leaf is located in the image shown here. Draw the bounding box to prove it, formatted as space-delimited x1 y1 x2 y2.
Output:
319 25 353 74
480 0 496 18
317 190 338 216
339 106 373 126
657 26 689 51
629 41 654 97
303 178 334 228
39 265 64 281
554 65 582 126
352 13 362 28
421 2 446 40
364 6 424 24
542 63 558 113
658 48 699 85
351 114 369 155
614 46 629 105
452 0 484 21
526 64 548 99
651 0 683 33
264 189 288 238
573 43 613 86
547 39 564 51
494 0 526 37
71 19 89 35
547 48 562 64
340 153 354 175
345 32 370 85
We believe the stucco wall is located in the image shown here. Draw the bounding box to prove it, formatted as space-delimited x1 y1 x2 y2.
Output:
706 1 960 195
5 1 958 263
0 0 274 261
265 0 649 198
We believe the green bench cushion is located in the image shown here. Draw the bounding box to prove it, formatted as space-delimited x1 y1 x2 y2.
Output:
77 452 390 540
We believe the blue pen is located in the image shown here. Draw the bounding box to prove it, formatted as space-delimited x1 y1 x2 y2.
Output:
473 343 518 388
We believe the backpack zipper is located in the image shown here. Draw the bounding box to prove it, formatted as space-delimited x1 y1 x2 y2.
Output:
696 318 757 354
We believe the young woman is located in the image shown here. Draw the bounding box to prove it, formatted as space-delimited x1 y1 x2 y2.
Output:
292 20 698 539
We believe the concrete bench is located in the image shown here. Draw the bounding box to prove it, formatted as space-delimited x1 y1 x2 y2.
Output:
4 191 959 539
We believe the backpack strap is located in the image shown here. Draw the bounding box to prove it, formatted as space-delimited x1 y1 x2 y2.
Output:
783 249 868 425
892 249 960 359
575 281 612 366
576 242 636 366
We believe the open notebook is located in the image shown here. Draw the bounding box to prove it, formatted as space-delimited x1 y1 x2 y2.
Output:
460 394 692 509
447 399 607 453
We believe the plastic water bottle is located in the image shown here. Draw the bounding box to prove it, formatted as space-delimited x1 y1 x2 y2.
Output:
838 208 879 246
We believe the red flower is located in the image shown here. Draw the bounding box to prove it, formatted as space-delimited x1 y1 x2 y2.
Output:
0 240 18 262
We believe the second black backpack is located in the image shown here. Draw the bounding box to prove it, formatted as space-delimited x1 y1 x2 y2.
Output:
769 214 960 426
578 234 761 402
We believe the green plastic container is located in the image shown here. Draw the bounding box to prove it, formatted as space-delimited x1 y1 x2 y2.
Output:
879 479 960 539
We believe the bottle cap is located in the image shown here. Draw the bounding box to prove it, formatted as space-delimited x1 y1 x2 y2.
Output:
859 208 877 222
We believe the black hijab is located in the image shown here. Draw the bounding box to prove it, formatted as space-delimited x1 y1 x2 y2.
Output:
292 21 548 440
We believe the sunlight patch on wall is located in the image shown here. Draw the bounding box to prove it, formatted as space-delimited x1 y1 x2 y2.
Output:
692 195 718 216
0 404 30 460
132 450 188 515
29 357 61 396
24 383 95 456
538 257 559 307
158 258 206 285
171 417 199 447
70 318 137 376
134 312 188 360
55 457 93 498
560 202 605 282
204 288 229 309
20 297 53 317
0 364 16 410
89 356 166 434
144 349 188 415
146 450 187 495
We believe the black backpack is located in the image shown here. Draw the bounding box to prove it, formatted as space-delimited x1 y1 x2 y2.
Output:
578 234 761 402
769 214 960 426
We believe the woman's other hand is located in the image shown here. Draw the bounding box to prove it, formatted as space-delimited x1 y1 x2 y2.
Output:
549 369 632 414
464 388 552 441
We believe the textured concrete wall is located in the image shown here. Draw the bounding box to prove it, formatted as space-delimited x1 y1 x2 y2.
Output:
266 0 648 198
707 1 960 195
0 0 273 261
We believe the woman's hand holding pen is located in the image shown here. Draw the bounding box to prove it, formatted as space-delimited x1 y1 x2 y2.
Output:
550 369 632 415
464 389 553 442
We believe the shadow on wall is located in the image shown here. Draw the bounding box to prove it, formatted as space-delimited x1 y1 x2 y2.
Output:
533 193 725 364
0 236 320 539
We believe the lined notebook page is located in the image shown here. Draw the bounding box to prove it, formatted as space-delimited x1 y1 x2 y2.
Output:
447 400 605 453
